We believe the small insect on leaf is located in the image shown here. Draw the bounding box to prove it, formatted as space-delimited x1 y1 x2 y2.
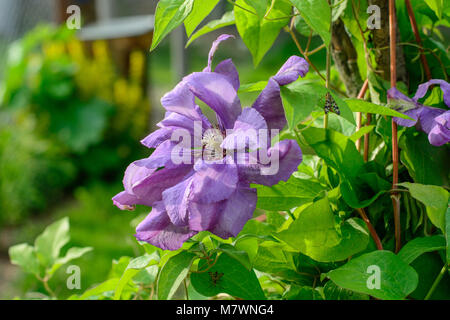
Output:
208 271 224 286
324 92 341 115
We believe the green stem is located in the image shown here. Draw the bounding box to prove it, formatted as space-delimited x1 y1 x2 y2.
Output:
424 264 448 300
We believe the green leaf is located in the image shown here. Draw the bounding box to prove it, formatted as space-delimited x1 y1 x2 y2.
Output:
283 285 324 300
332 0 348 22
190 253 265 299
9 243 40 276
399 130 449 186
49 246 93 276
243 0 268 17
446 206 450 264
186 11 235 47
349 125 375 143
327 251 419 300
280 81 327 129
290 0 331 46
114 252 160 300
328 90 356 125
74 279 120 300
397 236 446 265
238 80 268 93
157 251 196 300
254 175 325 211
277 198 369 262
398 182 449 230
345 99 414 120
184 0 220 37
323 281 370 300
425 0 443 19
151 0 195 51
235 0 291 65
217 244 252 271
34 217 70 267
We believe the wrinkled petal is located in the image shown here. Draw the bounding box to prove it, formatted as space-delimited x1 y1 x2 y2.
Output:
188 201 224 232
214 59 240 91
162 176 194 227
239 139 302 186
416 106 446 134
252 56 308 132
388 87 420 127
209 185 257 239
123 159 157 195
413 79 450 107
112 191 154 210
221 107 268 151
427 111 450 146
183 72 241 130
141 128 173 149
190 159 238 203
204 34 235 73
161 81 206 122
132 165 193 204
135 202 197 251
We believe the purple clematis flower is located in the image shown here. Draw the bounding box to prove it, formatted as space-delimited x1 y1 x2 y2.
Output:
388 79 450 146
113 34 308 250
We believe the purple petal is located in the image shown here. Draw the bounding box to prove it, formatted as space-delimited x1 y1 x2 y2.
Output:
388 87 420 127
183 72 242 130
239 139 303 186
209 185 257 239
112 191 154 210
214 59 240 91
188 201 224 232
273 56 309 85
141 128 173 149
190 160 239 203
204 34 235 73
135 202 197 251
221 107 268 151
252 56 308 132
162 176 194 227
428 111 450 146
161 81 206 122
413 79 450 107
416 106 447 134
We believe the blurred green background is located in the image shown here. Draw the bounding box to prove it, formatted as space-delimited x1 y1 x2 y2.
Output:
0 0 318 299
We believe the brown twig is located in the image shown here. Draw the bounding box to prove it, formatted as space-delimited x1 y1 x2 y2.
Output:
357 208 383 250
363 114 372 162
355 79 369 152
405 0 432 80
389 0 401 254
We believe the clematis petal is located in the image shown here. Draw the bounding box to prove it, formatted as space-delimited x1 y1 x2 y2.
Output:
132 165 193 204
135 202 197 251
413 79 450 107
221 107 268 151
388 87 420 127
112 191 154 210
188 201 224 232
162 176 194 227
252 56 308 132
239 139 302 186
416 106 447 134
190 159 239 203
428 111 450 146
214 59 240 91
204 34 235 72
161 81 206 122
141 128 173 149
183 72 241 130
209 185 257 239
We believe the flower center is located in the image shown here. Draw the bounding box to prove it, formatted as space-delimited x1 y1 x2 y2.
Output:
202 129 224 161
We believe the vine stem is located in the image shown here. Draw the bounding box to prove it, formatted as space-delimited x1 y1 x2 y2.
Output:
355 79 369 152
424 264 448 300
405 0 432 80
389 0 401 254
357 208 383 250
